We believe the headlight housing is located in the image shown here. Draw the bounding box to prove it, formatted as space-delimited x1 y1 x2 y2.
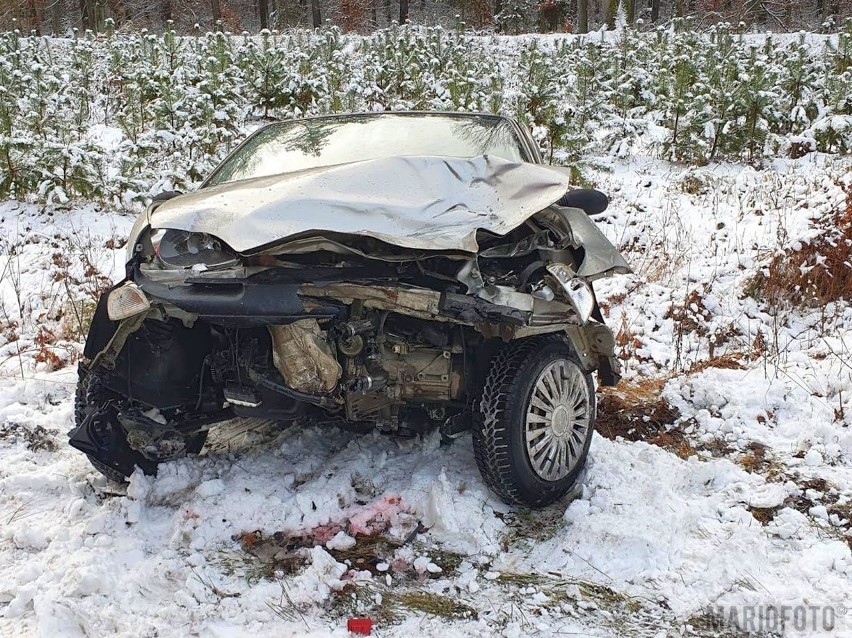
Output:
150 229 239 270
107 282 151 320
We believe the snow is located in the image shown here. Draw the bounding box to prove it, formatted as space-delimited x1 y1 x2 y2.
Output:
1 31 852 634
1 148 851 636
326 532 356 551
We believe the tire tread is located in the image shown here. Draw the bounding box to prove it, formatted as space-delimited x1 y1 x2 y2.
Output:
472 336 593 507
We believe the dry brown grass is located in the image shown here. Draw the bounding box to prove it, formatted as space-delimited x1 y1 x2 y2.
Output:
747 181 852 308
665 289 712 336
234 523 466 590
392 592 478 620
597 377 673 435
614 313 644 365
0 422 58 452
687 352 746 374
598 361 745 460
596 377 692 457
738 441 785 482
748 506 780 525
743 474 852 547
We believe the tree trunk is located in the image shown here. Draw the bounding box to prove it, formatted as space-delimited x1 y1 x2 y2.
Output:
258 0 269 28
830 0 840 18
310 0 321 27
744 0 765 24
494 0 503 29
52 0 63 34
650 0 659 22
625 0 634 22
384 0 391 22
605 0 617 27
211 0 222 25
27 0 41 33
577 0 588 31
79 0 90 29
92 0 105 31
399 0 409 22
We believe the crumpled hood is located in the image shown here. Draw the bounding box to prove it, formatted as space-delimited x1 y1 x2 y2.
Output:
150 155 571 254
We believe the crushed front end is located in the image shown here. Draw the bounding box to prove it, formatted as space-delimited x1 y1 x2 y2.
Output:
70 155 629 505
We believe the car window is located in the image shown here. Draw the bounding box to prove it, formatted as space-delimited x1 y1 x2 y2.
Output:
205 114 527 186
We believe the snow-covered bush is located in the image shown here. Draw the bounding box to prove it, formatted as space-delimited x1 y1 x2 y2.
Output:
1 21 851 206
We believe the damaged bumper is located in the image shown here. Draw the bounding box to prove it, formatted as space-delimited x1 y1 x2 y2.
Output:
133 270 341 325
114 263 622 386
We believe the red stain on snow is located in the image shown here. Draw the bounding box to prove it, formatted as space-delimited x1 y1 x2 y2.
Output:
348 496 405 535
236 495 409 550
307 524 344 544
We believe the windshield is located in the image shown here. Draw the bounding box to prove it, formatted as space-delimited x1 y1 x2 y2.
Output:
205 113 528 187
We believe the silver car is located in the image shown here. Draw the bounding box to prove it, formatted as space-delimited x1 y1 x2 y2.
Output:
71 112 629 507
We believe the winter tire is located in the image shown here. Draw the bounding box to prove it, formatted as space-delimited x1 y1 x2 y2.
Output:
473 337 595 507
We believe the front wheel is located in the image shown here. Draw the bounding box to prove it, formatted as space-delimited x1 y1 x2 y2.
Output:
473 337 595 507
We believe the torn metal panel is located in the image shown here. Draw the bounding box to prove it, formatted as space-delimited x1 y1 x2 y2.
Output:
149 155 571 254
87 311 149 372
565 322 622 385
478 285 535 312
258 235 473 262
478 229 554 258
299 283 446 320
553 206 632 280
438 292 531 326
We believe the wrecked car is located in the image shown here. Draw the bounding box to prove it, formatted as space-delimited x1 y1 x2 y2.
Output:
71 112 630 507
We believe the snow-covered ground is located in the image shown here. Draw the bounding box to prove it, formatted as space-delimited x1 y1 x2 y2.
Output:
1 151 851 637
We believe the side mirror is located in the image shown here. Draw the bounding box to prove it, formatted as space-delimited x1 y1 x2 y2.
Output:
151 190 183 202
557 188 609 215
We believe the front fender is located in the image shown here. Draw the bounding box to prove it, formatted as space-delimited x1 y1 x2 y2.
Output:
555 206 632 281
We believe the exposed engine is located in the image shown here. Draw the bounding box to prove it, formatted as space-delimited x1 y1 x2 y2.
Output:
202 309 472 437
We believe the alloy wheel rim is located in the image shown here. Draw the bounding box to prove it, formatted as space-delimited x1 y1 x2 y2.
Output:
524 359 591 482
